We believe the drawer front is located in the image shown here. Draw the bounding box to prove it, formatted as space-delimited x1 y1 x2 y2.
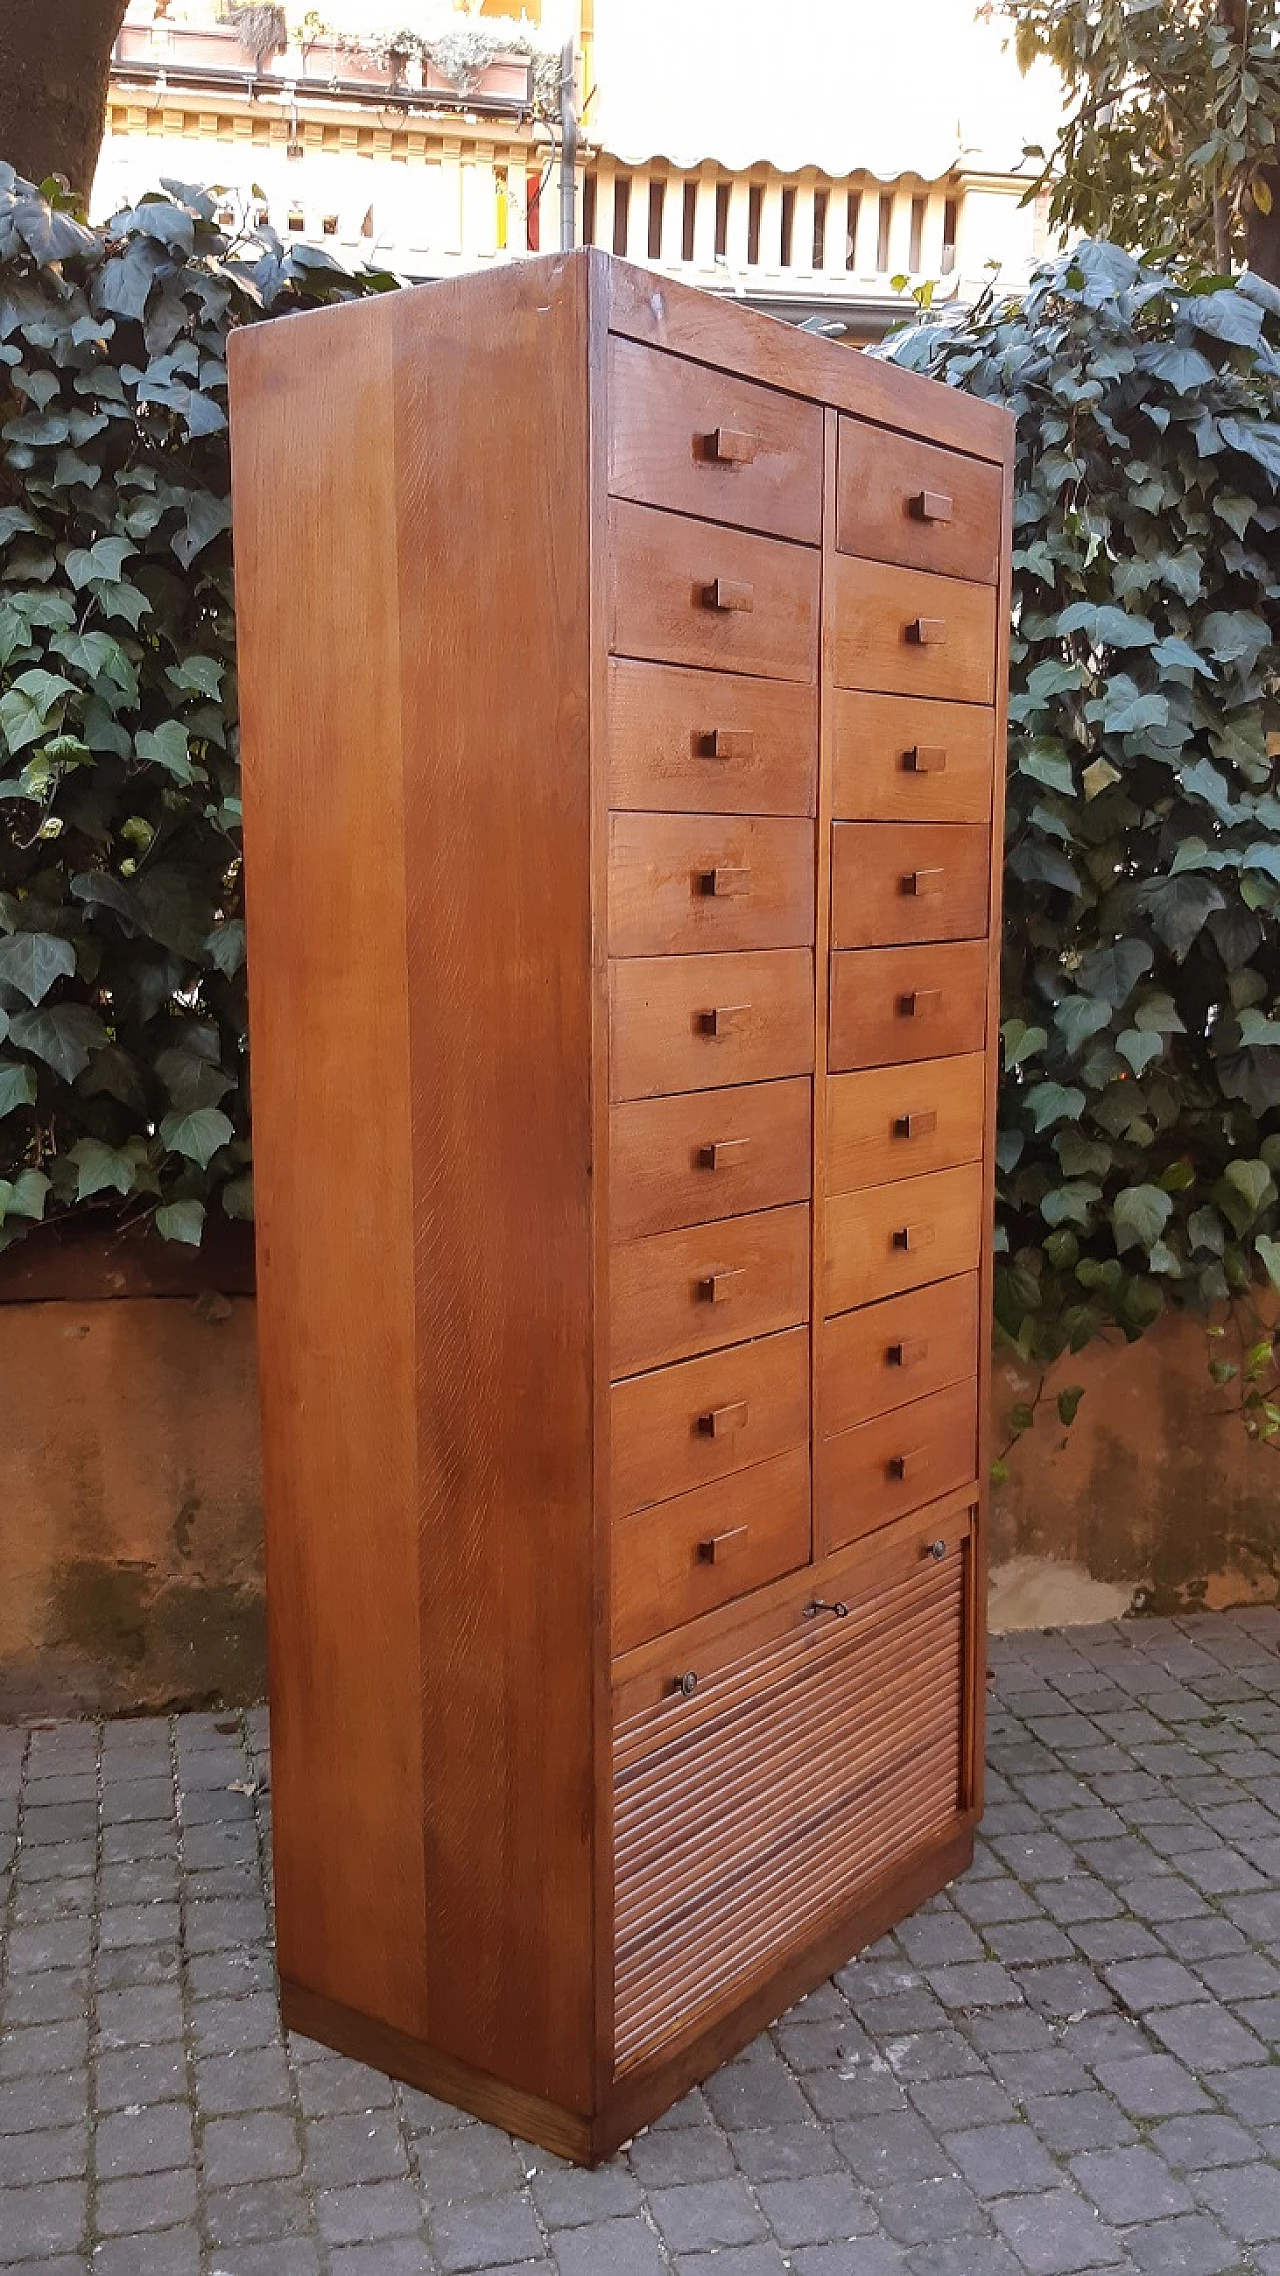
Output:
608 661 817 818
831 556 995 705
831 822 990 951
610 500 820 685
825 1163 983 1316
609 337 823 546
826 1054 986 1195
611 949 815 1101
610 1203 810 1379
612 1530 966 2071
832 691 993 825
609 814 815 958
611 1326 810 1520
836 417 1003 586
829 941 988 1071
820 1378 979 1551
613 1444 811 1656
820 1274 980 1436
610 1078 811 1243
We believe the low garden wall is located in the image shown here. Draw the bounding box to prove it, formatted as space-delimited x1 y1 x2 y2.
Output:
3 1255 1278 1716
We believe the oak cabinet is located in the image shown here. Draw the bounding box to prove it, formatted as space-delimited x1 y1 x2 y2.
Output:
228 249 1011 2164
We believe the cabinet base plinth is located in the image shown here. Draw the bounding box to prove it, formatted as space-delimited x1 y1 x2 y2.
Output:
281 1817 976 2168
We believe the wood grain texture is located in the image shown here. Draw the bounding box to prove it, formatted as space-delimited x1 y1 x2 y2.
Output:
830 821 990 950
604 250 1013 464
609 1326 810 1520
819 1274 981 1438
612 1443 812 1654
229 299 429 2039
610 1204 811 1378
825 1055 986 1194
818 1377 979 1549
825 1162 984 1315
610 500 820 683
831 556 996 704
607 660 817 817
828 940 988 1070
609 1078 812 1243
609 334 823 544
831 691 995 824
390 260 596 2111
608 814 815 956
611 949 815 1099
836 417 1003 585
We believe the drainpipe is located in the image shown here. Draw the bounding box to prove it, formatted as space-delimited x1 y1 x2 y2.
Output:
559 38 577 251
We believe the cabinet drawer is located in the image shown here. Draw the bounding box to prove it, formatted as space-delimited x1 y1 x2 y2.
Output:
613 1444 811 1655
611 949 814 1101
831 556 995 705
826 1054 985 1195
611 1326 810 1520
825 1163 982 1316
836 417 1003 586
610 1077 811 1242
829 941 988 1071
610 337 823 546
609 814 814 958
820 1378 979 1551
611 1203 810 1378
832 692 994 825
608 661 817 818
610 501 820 685
831 821 989 951
611 1513 969 2071
819 1274 979 1436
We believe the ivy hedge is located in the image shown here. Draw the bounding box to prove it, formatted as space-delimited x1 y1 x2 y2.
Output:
0 167 387 1250
885 241 1280 1390
2 185 1280 1400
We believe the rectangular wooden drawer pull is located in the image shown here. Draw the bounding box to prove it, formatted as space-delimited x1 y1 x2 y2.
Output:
892 1222 935 1252
898 988 942 1018
697 865 752 898
697 1401 748 1438
705 577 755 614
697 1524 749 1562
701 727 755 761
902 867 944 898
912 489 954 523
894 1109 938 1140
697 1268 746 1303
697 1137 751 1170
888 1337 930 1367
908 617 947 645
705 427 758 466
887 1448 925 1481
698 1003 751 1036
904 744 948 773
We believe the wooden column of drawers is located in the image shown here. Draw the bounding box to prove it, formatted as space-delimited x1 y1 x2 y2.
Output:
229 249 1012 2167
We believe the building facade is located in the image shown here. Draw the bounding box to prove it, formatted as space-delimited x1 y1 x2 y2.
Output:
94 1 1061 341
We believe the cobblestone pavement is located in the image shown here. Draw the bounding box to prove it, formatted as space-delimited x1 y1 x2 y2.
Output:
12 1616 1280 2270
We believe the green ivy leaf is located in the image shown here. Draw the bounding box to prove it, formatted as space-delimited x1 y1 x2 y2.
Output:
1117 1029 1164 1076
9 1002 107 1083
159 1107 234 1167
1025 1082 1086 1133
0 1059 37 1118
0 930 75 1005
68 1136 138 1200
1112 1184 1174 1253
156 1198 206 1245
1056 1385 1085 1426
63 535 137 589
135 721 194 782
0 668 76 755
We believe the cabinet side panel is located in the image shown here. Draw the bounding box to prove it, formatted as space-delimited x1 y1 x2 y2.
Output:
228 305 428 2031
391 262 597 2112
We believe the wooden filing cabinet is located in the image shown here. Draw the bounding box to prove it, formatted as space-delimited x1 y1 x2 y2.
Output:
228 249 1012 2164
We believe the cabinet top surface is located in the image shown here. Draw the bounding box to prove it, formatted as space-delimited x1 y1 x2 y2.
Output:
228 247 1014 469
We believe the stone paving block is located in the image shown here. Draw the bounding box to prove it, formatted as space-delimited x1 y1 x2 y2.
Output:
90 2228 202 2276
1118 2211 1240 2274
755 2171 877 2246
303 2106 409 2187
1069 2145 1194 2223
329 2245 437 2276
1193 2159 1280 2242
202 2109 303 2190
727 2126 843 2182
1146 2000 1267 2071
432 2192 546 2273
0 1967 88 2030
294 2050 395 2117
701 2041 812 2130
96 2100 193 2177
0 2123 87 2188
95 2164 198 2235
551 2216 670 2276
675 2248 790 2276
790 2247 910 2276
417 2122 526 2202
203 2244 324 2276
530 2161 643 2228
315 2178 428 2242
904 2239 1026 2276
942 2121 1061 2199
647 2176 766 2252
836 2112 954 2188
196 2043 293 2115
989 2186 1126 2274
1091 2055 1212 2119
874 2175 989 2246
205 2175 314 2245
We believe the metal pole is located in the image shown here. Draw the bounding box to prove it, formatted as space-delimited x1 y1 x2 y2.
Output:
559 38 578 251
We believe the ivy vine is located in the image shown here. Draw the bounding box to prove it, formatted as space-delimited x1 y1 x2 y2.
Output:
886 242 1280 1377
